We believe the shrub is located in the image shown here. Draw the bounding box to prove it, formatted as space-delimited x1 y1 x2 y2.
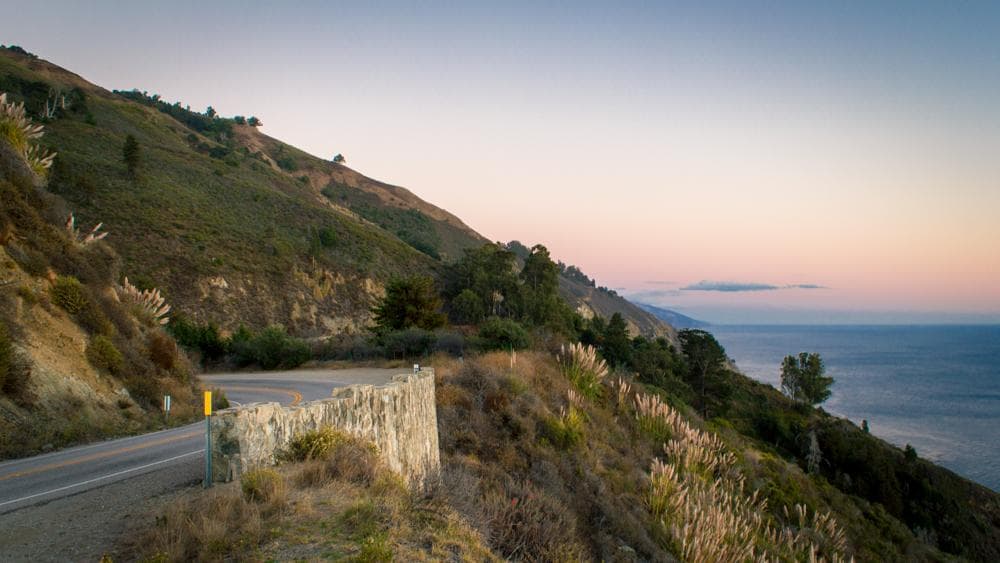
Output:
231 325 310 370
210 387 230 410
86 335 123 374
241 468 285 504
541 405 585 450
275 155 297 171
434 330 466 356
124 373 160 407
0 322 31 399
476 317 530 351
282 427 345 462
76 298 115 336
148 331 178 370
357 533 393 563
50 275 87 314
482 480 585 560
450 288 485 325
168 315 226 362
381 328 436 358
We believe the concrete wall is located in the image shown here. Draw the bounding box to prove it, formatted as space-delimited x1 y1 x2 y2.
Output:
210 369 440 488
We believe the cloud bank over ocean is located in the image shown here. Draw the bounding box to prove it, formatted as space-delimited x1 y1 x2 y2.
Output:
680 281 828 292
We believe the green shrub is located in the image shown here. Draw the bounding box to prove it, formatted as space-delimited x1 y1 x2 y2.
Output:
449 288 484 325
210 387 230 410
282 427 345 462
168 315 226 362
381 328 436 358
76 299 115 336
542 406 585 450
357 533 393 563
275 155 297 171
245 325 310 370
241 467 285 504
86 335 123 374
50 275 88 314
476 317 530 351
229 325 310 370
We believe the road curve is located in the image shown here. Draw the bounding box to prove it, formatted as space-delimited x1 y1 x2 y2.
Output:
0 367 400 515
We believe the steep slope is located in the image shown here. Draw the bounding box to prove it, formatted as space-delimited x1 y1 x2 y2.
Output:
1 110 200 457
0 47 675 340
560 277 678 341
0 49 436 337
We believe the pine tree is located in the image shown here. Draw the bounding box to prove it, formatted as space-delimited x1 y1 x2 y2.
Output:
122 134 140 176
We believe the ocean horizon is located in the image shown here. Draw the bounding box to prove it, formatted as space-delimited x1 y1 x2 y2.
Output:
708 324 1000 492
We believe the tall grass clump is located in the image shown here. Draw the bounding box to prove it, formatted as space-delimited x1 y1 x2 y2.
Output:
558 342 608 399
633 392 675 443
638 387 851 562
541 391 586 450
116 276 171 325
241 468 286 507
0 92 56 174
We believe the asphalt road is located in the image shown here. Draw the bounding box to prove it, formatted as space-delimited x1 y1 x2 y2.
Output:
0 367 400 515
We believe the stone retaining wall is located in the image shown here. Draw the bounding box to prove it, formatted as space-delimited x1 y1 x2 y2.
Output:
210 369 439 488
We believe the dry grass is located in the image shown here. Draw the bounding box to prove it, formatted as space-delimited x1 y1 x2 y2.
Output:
619 381 852 562
293 432 381 488
435 351 670 560
129 434 497 562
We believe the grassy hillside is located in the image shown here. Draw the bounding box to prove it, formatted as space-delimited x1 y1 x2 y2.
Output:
1 95 201 457
0 48 436 337
0 47 672 341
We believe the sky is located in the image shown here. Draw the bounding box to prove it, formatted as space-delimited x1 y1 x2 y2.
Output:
3 1 999 323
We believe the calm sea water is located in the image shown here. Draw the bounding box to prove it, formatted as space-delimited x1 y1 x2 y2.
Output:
708 325 1000 492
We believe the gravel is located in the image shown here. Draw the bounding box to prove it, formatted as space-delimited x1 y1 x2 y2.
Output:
0 457 201 562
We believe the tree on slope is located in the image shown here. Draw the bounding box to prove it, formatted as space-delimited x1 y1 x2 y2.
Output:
122 134 140 176
780 352 834 405
372 276 446 335
678 329 729 417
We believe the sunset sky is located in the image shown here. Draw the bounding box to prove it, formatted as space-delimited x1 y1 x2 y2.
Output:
4 1 999 323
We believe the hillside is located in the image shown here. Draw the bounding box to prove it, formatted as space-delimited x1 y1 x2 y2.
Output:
0 47 671 341
1 96 200 457
127 350 1000 561
638 303 710 329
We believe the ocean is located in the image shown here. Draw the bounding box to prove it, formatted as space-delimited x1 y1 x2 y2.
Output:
708 325 1000 492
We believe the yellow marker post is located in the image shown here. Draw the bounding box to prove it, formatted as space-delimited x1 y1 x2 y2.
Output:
203 390 212 488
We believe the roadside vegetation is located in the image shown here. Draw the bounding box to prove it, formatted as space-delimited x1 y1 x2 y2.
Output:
127 431 497 562
131 345 999 561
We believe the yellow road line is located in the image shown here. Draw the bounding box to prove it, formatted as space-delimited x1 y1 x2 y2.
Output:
0 430 200 482
0 385 302 483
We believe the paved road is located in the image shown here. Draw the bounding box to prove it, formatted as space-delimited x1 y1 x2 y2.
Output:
0 367 400 515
